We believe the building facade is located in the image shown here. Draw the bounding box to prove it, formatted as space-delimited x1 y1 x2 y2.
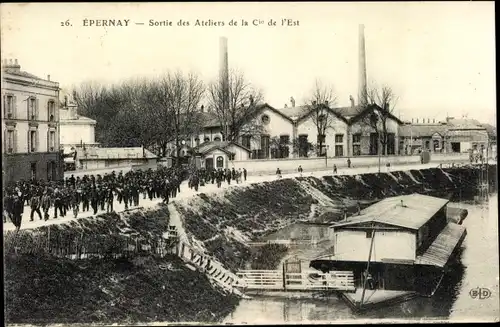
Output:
59 93 98 151
2 59 63 184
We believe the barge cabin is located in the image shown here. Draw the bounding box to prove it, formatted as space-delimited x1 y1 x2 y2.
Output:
310 194 467 296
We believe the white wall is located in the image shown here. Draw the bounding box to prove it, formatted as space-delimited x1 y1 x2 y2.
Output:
60 122 95 145
229 152 470 174
2 75 60 154
296 114 349 157
334 229 416 262
225 144 250 161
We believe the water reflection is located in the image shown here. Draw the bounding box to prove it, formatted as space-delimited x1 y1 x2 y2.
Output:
226 194 498 323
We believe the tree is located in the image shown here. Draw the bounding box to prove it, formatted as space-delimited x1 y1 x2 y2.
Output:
207 69 264 143
301 79 338 156
358 85 399 155
148 71 205 163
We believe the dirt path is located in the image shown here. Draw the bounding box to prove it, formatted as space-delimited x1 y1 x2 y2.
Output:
4 162 441 232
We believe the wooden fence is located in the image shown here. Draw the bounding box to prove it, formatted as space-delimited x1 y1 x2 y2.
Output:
236 270 355 291
4 226 179 260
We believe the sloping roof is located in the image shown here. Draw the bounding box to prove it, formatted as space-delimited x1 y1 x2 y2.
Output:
275 105 308 120
347 104 404 125
399 124 448 138
200 103 293 128
192 141 251 155
81 147 157 160
446 129 489 142
416 223 467 268
296 103 349 124
332 194 449 230
446 118 483 129
333 105 364 118
3 67 45 80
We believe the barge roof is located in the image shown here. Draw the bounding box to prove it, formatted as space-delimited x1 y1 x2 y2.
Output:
332 194 450 230
416 223 467 268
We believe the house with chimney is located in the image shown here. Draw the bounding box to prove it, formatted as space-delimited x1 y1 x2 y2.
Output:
1 59 63 183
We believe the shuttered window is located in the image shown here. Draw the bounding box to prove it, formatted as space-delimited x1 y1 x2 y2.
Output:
3 94 16 119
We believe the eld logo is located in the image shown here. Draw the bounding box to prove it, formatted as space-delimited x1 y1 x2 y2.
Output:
469 287 492 300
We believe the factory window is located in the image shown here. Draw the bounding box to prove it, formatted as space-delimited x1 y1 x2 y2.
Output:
335 134 344 143
260 135 270 158
214 136 221 142
242 135 252 149
204 137 210 143
216 156 224 168
352 134 361 156
366 230 373 239
387 133 395 155
298 135 309 158
335 145 344 157
261 114 270 125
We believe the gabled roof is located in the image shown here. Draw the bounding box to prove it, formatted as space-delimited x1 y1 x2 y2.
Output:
347 104 404 125
200 103 294 128
332 194 449 230
192 141 251 155
295 103 349 124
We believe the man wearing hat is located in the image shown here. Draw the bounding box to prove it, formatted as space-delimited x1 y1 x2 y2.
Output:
41 189 52 221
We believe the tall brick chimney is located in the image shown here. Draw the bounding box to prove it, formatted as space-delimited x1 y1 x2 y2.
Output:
219 37 229 111
358 24 368 106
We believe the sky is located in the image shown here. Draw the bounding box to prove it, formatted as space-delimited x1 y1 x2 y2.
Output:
1 2 496 124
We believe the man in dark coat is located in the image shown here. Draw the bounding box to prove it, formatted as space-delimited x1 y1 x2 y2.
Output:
41 190 51 221
90 187 99 215
11 194 24 230
243 168 247 181
81 187 90 212
122 184 130 210
106 187 114 213
29 191 43 221
53 188 64 218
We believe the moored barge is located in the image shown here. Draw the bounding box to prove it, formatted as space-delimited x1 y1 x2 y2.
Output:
309 194 467 311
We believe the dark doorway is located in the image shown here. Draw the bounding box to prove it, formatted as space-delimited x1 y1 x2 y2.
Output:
370 133 379 155
205 158 214 170
30 162 37 180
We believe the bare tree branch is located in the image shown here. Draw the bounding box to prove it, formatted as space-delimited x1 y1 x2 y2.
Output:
207 69 264 142
301 79 338 156
357 84 399 155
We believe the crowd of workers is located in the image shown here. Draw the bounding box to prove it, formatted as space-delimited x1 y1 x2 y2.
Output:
3 166 249 230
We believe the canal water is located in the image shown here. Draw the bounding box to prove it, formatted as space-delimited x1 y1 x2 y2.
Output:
224 194 499 323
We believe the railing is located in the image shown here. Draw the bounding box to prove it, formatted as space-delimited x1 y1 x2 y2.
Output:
236 270 355 291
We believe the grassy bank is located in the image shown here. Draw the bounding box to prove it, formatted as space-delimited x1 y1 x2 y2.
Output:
4 254 239 324
4 206 171 257
176 166 495 272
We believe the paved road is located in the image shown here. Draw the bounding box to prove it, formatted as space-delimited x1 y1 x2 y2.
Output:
1 161 458 232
